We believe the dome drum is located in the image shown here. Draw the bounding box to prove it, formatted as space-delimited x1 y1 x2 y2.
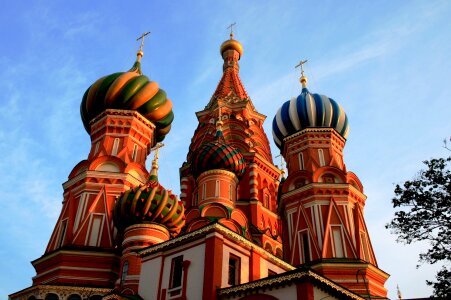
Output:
196 169 238 209
122 223 170 249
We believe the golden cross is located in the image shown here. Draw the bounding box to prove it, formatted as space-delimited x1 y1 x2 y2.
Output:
136 31 151 52
275 154 286 176
227 22 236 36
295 59 308 77
150 142 164 162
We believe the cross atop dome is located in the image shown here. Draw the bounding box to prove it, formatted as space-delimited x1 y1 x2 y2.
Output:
227 22 236 39
136 31 150 61
295 59 308 88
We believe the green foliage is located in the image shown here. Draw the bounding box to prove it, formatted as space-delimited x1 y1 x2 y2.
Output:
386 157 451 297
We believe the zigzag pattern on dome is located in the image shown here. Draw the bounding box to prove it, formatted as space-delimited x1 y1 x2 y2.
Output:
191 141 247 178
272 87 349 149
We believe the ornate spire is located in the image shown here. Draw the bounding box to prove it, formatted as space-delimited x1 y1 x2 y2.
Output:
295 59 308 88
209 27 249 106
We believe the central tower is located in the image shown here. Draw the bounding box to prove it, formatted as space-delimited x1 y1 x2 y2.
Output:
180 31 283 257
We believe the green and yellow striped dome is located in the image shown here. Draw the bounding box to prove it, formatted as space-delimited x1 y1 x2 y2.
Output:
113 178 185 237
80 59 174 143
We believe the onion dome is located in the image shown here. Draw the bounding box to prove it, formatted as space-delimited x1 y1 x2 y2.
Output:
220 32 243 58
80 51 174 143
191 141 246 178
272 83 349 149
113 147 185 236
113 179 185 237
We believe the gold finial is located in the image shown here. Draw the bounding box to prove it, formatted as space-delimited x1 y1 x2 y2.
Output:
136 31 151 61
295 59 308 88
150 142 164 177
227 22 236 39
276 154 286 178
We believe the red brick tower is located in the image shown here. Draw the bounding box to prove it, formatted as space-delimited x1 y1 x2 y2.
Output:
180 32 283 257
272 68 389 298
29 38 178 296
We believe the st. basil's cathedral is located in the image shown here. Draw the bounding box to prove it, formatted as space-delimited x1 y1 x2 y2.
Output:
10 31 389 300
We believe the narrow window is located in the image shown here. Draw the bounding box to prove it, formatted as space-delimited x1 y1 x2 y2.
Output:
228 254 240 285
74 193 87 233
318 149 325 167
131 144 138 161
88 215 103 246
192 191 198 206
361 232 370 262
264 194 270 209
94 142 100 155
229 184 233 200
298 152 305 170
170 256 184 289
202 183 206 200
112 138 120 156
332 226 344 258
302 232 311 263
121 261 128 286
57 220 67 248
215 180 220 197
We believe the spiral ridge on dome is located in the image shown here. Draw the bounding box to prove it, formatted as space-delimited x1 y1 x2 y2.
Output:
272 88 349 149
113 179 185 237
80 61 174 143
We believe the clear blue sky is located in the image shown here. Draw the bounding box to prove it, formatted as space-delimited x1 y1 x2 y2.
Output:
1 1 450 299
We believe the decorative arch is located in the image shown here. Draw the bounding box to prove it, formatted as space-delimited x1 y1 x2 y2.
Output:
67 294 82 300
44 293 59 300
230 209 248 229
89 155 126 172
186 218 211 232
264 242 273 254
201 203 229 219
346 171 364 192
312 166 346 183
282 170 312 193
68 160 90 179
219 218 244 235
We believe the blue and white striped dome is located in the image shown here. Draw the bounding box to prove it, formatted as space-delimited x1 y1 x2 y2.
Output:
272 88 349 149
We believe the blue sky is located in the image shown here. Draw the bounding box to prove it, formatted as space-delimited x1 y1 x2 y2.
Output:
1 1 450 299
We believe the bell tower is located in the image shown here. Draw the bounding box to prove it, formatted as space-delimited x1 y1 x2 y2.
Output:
273 65 389 298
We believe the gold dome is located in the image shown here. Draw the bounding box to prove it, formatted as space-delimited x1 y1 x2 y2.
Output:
220 34 243 58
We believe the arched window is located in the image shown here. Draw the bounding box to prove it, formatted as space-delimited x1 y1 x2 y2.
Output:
68 294 82 300
121 261 129 285
298 152 305 170
318 149 325 167
44 293 59 300
131 144 138 161
112 138 120 156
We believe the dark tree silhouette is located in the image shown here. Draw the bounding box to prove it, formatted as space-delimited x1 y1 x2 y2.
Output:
386 156 450 298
